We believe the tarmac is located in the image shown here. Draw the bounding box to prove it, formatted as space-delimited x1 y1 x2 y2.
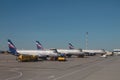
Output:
0 53 120 80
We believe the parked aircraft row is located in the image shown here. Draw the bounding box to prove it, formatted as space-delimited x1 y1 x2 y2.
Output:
35 40 105 57
8 39 107 59
8 39 85 59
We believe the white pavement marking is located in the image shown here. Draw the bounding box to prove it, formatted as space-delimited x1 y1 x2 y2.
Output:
48 75 55 79
53 57 114 80
5 68 23 80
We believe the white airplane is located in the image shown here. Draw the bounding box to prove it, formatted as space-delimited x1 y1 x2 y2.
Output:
8 39 58 59
36 41 84 58
56 49 84 58
56 43 85 58
113 49 120 56
83 49 106 56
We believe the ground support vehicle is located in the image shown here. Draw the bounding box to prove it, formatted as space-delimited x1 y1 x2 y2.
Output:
16 54 38 62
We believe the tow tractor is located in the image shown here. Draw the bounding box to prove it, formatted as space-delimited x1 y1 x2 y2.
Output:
50 53 66 61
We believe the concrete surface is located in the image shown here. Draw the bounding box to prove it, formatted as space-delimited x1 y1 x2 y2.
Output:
0 54 119 80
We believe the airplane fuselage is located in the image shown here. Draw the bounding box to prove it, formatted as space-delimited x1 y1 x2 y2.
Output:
17 50 58 57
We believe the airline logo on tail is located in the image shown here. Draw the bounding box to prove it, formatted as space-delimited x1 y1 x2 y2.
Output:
36 41 44 50
69 43 74 49
8 39 18 55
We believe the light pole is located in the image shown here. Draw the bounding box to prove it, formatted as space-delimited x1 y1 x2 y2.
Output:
85 32 88 50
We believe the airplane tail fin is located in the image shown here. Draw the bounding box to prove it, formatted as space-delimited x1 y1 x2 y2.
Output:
68 43 74 49
8 39 18 55
36 41 44 50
